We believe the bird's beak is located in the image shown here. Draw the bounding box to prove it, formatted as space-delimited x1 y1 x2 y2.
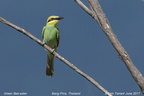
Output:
57 17 64 20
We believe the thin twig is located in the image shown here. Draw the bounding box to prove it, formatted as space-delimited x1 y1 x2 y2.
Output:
74 0 93 17
0 17 112 96
74 0 102 27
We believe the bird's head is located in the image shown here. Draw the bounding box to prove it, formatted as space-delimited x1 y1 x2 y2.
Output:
46 16 64 27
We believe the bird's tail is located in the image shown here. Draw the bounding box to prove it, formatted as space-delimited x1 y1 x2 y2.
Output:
46 52 54 76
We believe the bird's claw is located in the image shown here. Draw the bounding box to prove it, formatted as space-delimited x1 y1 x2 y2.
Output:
42 42 46 46
51 49 55 54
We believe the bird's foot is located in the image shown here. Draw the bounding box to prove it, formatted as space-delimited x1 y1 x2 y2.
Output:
51 49 55 54
42 42 46 46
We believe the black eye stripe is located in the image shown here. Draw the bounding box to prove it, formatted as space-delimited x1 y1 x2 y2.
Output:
48 18 58 22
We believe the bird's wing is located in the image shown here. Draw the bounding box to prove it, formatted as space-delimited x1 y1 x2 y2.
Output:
56 29 60 48
42 26 46 40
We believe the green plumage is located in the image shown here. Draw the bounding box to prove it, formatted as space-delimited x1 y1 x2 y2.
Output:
42 15 63 77
42 25 60 76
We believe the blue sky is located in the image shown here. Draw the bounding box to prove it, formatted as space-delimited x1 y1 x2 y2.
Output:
0 0 144 96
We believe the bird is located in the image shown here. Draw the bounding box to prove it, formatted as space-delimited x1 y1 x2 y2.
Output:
42 16 64 76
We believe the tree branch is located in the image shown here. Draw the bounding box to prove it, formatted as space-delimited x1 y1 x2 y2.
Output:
74 0 93 16
74 0 102 28
0 17 112 96
75 0 144 94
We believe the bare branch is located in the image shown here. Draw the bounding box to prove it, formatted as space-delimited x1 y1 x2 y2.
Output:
88 0 144 93
74 0 102 28
74 0 93 16
75 0 144 94
76 0 144 93
0 17 112 96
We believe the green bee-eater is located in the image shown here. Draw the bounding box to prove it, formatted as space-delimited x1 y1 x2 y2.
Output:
42 16 63 76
